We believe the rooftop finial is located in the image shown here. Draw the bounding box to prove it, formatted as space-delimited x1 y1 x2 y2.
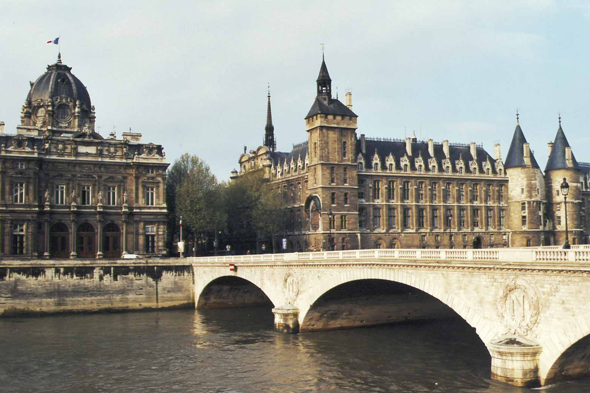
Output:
558 113 562 128
57 52 62 64
516 109 519 125
267 82 270 97
320 43 325 60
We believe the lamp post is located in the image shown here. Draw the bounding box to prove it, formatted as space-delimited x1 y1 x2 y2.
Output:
560 178 571 249
328 208 334 251
179 216 184 258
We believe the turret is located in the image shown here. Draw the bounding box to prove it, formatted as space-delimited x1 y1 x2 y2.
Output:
545 117 582 246
504 115 547 247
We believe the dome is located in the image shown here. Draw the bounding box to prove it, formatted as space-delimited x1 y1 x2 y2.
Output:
21 54 95 135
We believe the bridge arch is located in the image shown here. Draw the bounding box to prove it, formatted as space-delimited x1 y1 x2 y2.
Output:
541 326 590 384
296 269 499 348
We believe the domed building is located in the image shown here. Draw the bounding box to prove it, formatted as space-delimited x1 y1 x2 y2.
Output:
0 55 169 259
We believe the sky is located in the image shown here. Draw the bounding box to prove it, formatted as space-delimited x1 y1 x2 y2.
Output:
2 1 590 181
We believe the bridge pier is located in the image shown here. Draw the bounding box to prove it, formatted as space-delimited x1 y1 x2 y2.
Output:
489 336 543 387
272 305 300 334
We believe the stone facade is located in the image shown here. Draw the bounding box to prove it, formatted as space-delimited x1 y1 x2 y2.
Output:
235 58 590 250
0 55 169 259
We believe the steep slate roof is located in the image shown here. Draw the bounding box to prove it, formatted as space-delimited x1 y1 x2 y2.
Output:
317 58 332 83
504 124 540 169
357 138 497 174
545 126 579 171
305 98 357 119
270 142 308 168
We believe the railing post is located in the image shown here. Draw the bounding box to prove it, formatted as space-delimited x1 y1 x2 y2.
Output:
441 250 446 260
467 249 474 261
569 250 576 262
416 249 421 260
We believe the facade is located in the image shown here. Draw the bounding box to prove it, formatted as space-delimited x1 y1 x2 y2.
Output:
236 58 590 251
0 55 169 259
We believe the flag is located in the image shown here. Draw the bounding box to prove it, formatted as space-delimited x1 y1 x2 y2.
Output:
47 37 59 45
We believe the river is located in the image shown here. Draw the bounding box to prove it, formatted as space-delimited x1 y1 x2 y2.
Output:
0 308 588 393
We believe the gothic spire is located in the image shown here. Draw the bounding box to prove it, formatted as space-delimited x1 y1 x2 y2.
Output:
504 116 540 169
264 87 276 151
316 56 332 102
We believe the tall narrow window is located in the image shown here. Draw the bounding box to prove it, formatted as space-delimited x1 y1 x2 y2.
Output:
444 183 451 203
403 208 411 229
12 224 25 255
13 182 25 204
459 184 465 203
500 209 505 228
499 186 504 203
403 181 410 201
331 192 336 205
388 208 397 229
472 184 479 202
486 185 491 203
373 180 381 201
54 184 66 205
344 192 349 205
330 167 335 184
418 182 424 202
342 141 347 158
487 209 493 228
358 179 365 200
473 209 480 228
340 215 347 229
388 181 395 200
107 186 117 206
145 186 155 206
459 209 466 228
329 215 335 230
145 225 156 253
81 185 92 206
432 209 439 228
359 208 366 229
431 182 438 203
373 208 381 229
446 209 453 228
343 168 348 184
418 209 425 228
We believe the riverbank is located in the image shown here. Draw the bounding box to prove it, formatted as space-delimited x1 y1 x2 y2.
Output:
0 259 194 316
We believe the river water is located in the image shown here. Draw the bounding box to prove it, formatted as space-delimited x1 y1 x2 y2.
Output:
0 308 588 393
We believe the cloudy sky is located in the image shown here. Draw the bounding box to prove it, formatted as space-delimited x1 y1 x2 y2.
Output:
2 1 590 180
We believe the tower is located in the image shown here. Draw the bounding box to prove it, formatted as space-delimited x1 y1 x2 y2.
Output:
304 57 358 249
545 118 582 246
504 115 547 246
263 90 276 151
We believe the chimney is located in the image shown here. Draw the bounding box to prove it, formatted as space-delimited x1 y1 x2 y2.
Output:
360 134 366 154
494 144 501 161
547 142 554 157
428 139 434 157
345 91 353 110
442 140 450 158
405 137 412 156
523 143 531 166
244 146 247 154
566 146 573 167
0 121 4 134
470 142 477 161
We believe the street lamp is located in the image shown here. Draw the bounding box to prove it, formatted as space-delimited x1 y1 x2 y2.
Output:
328 208 334 251
560 178 571 249
179 216 184 258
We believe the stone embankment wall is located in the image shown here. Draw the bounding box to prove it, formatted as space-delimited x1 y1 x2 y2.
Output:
0 259 194 316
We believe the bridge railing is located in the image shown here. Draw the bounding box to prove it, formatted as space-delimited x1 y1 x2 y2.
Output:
192 247 590 264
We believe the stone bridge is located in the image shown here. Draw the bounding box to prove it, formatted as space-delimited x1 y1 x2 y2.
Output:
192 248 590 387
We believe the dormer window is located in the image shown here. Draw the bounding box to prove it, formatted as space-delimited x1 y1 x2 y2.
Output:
403 164 409 172
358 162 364 171
388 164 393 171
373 163 378 171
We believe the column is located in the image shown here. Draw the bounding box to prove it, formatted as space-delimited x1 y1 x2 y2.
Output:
70 218 77 258
43 220 50 259
96 217 103 259
272 305 300 334
122 218 127 255
489 336 542 387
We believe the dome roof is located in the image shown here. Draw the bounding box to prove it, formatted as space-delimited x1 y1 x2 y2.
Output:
26 54 91 110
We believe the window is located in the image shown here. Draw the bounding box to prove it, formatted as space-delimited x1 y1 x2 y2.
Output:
526 238 531 247
344 192 349 205
145 186 155 206
459 184 465 203
403 208 411 229
431 182 438 203
106 186 117 206
388 208 397 229
417 165 423 173
472 184 479 202
557 215 562 226
487 209 493 228
500 210 505 228
343 168 348 184
432 209 439 228
403 164 409 172
373 208 381 229
486 185 491 203
13 182 25 204
342 141 347 158
459 167 463 174
388 181 395 200
12 224 25 255
373 180 381 201
330 167 335 184
373 163 379 171
521 202 526 212
473 209 480 228
145 225 156 253
446 209 453 228
359 208 366 229
358 179 365 200
331 192 336 205
459 209 466 228
17 162 25 169
418 182 424 202
314 142 318 159
147 167 155 175
340 215 347 229
522 215 527 227
499 186 504 203
444 183 451 203
81 185 92 205
388 163 393 171
418 209 425 228
403 181 410 201
54 184 66 205
358 162 364 171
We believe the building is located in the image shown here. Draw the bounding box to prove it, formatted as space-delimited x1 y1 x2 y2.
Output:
0 54 169 259
235 57 590 251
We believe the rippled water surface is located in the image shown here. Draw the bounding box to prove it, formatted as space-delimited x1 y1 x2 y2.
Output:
0 308 589 393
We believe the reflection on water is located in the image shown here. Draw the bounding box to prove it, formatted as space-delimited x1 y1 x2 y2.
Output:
0 308 588 392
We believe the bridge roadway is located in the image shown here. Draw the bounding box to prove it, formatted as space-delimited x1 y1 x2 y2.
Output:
192 248 590 387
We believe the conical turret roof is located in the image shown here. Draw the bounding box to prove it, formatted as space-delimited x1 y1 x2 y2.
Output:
316 57 331 83
545 125 579 171
504 123 539 169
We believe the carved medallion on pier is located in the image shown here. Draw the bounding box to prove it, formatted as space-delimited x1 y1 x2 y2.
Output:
283 272 300 305
497 278 540 336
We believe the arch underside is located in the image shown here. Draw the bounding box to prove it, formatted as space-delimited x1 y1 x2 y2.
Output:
544 334 590 384
197 276 274 309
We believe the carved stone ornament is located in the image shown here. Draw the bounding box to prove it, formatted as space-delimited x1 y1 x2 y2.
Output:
283 272 300 305
497 278 540 336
